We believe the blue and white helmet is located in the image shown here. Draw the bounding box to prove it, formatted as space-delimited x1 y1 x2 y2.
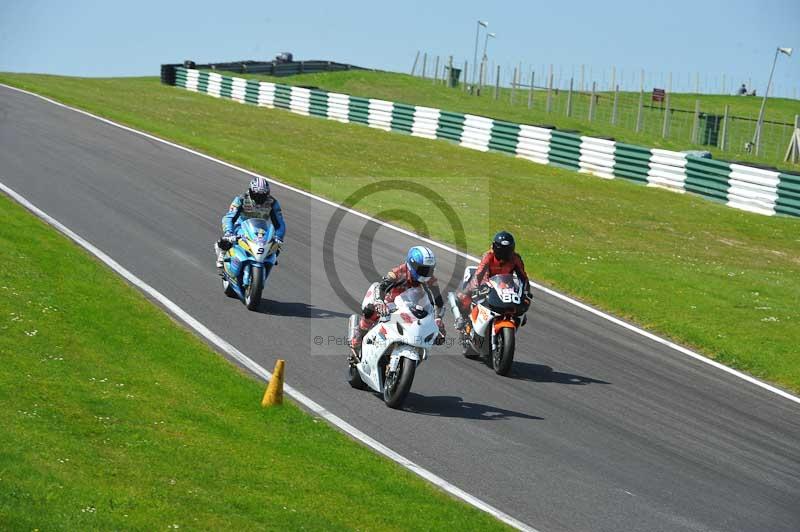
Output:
248 177 271 205
406 246 436 282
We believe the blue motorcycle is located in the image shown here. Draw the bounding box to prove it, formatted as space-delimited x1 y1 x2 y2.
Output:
220 218 280 310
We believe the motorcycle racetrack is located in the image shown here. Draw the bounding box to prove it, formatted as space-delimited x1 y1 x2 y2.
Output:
2 84 799 532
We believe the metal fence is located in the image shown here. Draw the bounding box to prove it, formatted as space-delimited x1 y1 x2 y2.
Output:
412 53 799 169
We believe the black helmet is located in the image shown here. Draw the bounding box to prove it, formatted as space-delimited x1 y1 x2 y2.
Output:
492 231 515 261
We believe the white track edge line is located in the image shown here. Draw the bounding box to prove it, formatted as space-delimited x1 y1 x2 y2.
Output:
3 82 797 409
0 180 538 532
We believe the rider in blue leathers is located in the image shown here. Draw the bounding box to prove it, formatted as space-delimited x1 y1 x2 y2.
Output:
214 177 286 268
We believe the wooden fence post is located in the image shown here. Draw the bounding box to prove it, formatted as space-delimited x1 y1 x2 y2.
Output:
494 65 500 100
719 104 730 151
662 73 672 138
510 66 518 104
611 84 619 125
527 70 534 108
566 77 573 117
636 69 644 133
411 51 420 76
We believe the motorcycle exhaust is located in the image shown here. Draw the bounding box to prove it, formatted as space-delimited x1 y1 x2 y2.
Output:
346 314 360 345
447 292 462 321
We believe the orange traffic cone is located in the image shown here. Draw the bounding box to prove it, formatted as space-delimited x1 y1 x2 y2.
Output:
261 359 285 407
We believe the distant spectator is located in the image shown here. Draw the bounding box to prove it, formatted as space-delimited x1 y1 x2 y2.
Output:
737 83 748 95
749 89 757 97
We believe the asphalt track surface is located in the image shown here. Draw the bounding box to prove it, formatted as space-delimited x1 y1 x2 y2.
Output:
2 85 799 532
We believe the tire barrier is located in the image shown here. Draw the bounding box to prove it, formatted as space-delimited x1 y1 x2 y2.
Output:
169 66 800 218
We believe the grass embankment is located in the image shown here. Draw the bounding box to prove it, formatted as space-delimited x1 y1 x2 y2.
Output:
241 69 800 170
0 193 509 529
1 73 798 397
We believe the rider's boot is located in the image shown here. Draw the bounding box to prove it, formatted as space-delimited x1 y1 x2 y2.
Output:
214 242 225 269
348 313 377 364
348 332 363 365
454 291 472 331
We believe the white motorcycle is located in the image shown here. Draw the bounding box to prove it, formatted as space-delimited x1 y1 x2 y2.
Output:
346 283 440 409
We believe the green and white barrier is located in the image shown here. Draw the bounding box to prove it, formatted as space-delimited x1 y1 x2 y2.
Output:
171 67 800 218
647 149 688 193
410 107 438 139
579 137 616 180
515 125 551 165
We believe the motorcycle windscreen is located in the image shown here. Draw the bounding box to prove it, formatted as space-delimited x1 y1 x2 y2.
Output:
488 274 520 291
394 286 434 317
486 274 523 310
240 218 274 244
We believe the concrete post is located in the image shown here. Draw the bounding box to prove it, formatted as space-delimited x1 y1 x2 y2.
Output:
588 81 596 121
411 51 420 76
611 84 619 125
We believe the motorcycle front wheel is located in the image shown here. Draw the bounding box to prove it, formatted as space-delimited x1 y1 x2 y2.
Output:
492 327 516 376
245 265 263 310
383 357 416 409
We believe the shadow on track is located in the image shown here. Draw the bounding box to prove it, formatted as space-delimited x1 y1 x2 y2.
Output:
509 361 611 385
403 393 544 421
257 300 351 319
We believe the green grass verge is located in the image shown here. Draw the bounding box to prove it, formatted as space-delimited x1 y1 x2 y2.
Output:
0 193 511 530
237 69 800 170
1 73 798 399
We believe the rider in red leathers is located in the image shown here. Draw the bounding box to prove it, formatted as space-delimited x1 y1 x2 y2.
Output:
455 231 531 330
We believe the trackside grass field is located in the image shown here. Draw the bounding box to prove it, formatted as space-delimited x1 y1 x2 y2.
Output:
1 73 798 398
0 194 509 529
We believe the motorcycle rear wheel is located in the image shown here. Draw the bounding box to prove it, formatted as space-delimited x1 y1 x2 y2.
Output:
347 363 366 390
383 357 416 409
221 275 236 298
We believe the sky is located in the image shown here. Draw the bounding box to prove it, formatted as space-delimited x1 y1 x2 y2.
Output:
1 0 798 98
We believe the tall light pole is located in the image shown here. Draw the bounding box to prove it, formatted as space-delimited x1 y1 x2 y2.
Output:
472 20 488 85
752 46 792 155
481 32 496 86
